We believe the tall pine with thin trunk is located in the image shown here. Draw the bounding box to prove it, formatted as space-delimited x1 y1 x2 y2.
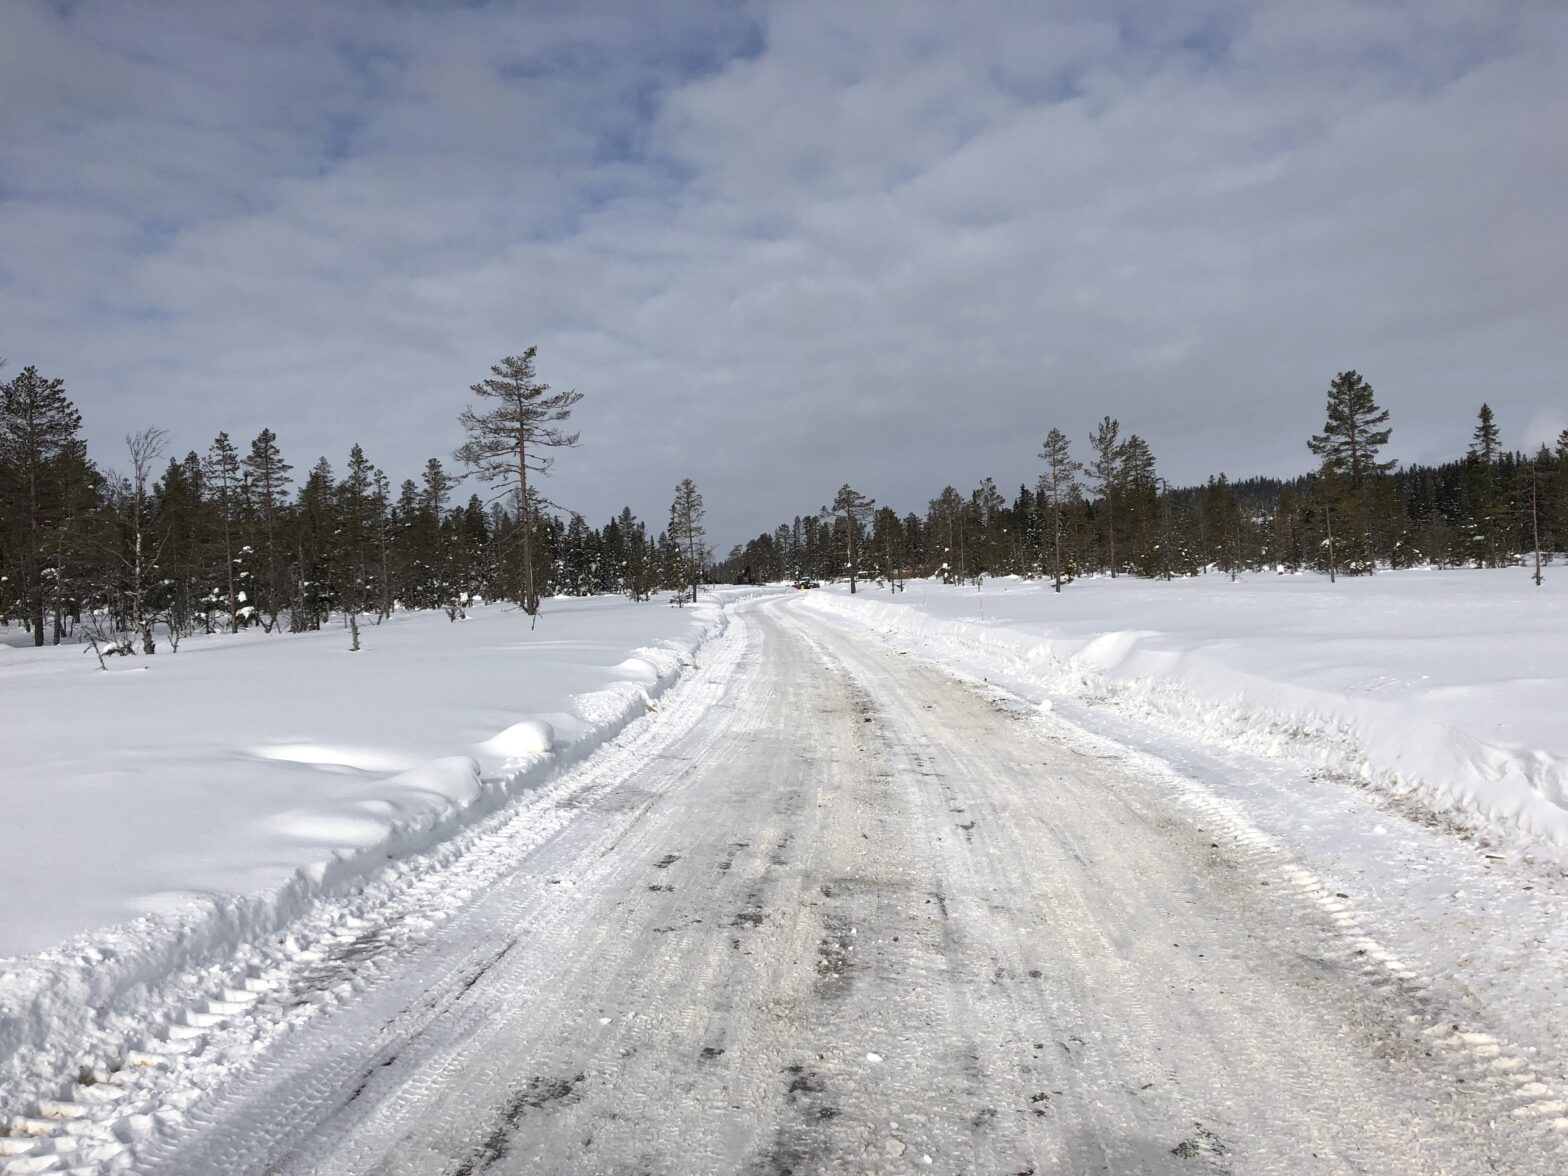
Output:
1038 427 1081 593
1307 371 1394 489
1087 416 1122 577
823 484 875 593
669 479 706 603
204 433 242 630
456 348 581 616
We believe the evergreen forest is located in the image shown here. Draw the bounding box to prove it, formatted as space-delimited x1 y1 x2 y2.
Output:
2 355 1562 654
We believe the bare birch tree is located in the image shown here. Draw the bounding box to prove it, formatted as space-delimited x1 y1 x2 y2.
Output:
123 427 169 652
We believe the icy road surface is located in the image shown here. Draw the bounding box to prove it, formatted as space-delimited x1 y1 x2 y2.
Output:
12 595 1567 1174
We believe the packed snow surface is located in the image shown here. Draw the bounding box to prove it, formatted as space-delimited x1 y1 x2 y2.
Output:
802 569 1568 862
2 586 1568 1172
6 594 1563 1173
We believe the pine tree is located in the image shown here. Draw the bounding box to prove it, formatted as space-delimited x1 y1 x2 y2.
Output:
455 348 582 616
1038 427 1081 593
1307 371 1393 576
823 484 875 593
668 479 706 603
1308 371 1395 489
1087 416 1122 576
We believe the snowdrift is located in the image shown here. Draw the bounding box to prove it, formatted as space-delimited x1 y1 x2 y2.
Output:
801 572 1568 862
0 595 727 1098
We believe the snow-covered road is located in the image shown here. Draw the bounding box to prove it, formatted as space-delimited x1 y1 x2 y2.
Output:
7 595 1565 1174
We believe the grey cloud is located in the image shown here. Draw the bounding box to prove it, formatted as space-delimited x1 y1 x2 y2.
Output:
1 0 1564 549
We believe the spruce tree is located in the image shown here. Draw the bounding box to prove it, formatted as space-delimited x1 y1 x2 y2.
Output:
153 454 205 637
420 457 461 615
1119 434 1160 575
1465 403 1503 567
930 486 965 583
617 506 651 601
1307 371 1393 576
1201 475 1245 579
0 366 87 645
243 429 293 630
291 457 337 631
871 506 906 590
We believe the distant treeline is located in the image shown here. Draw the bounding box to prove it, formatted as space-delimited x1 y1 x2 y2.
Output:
4 357 1561 655
715 374 1566 591
0 349 710 652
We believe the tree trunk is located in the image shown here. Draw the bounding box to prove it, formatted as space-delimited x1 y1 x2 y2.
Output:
1532 469 1544 587
1325 504 1338 584
1106 491 1116 578
518 441 537 616
221 485 237 632
1053 500 1063 593
28 462 44 647
687 526 698 604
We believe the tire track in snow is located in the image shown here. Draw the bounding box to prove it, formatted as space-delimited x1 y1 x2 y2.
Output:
785 600 1568 1174
0 604 752 1175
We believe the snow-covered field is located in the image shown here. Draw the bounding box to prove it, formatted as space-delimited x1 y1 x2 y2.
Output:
801 569 1568 864
4 580 1568 1171
0 595 726 1104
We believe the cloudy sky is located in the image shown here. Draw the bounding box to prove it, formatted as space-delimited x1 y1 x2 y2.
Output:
3 0 1565 545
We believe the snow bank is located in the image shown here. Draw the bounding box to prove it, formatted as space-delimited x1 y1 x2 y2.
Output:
800 571 1568 861
0 596 725 1091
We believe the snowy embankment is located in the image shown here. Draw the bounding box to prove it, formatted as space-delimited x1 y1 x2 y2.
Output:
0 596 726 1097
800 571 1568 863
